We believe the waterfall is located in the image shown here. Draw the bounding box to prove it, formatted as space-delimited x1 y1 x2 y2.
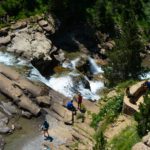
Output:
0 52 104 101
88 57 104 74
0 51 29 66
140 72 150 80
62 58 80 69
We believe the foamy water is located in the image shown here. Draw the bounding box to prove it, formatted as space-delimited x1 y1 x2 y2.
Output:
0 51 104 101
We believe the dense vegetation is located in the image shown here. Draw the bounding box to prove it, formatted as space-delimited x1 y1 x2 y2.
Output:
91 94 123 129
0 0 48 20
135 91 150 136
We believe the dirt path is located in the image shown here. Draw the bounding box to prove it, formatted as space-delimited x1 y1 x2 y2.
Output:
104 115 135 141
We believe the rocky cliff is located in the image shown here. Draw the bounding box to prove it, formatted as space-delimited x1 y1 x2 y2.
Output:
0 14 65 76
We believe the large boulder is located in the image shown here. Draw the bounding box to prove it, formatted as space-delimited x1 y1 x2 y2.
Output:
0 36 11 46
7 28 65 75
38 20 48 27
7 31 52 60
0 64 50 115
1 14 64 76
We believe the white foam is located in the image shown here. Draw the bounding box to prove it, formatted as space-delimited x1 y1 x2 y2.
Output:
62 58 80 69
89 80 104 93
48 76 74 97
88 57 104 74
140 72 150 80
1 51 104 101
0 51 28 66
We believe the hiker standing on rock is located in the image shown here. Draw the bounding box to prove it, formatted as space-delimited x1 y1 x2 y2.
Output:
41 120 50 139
66 100 77 115
77 93 83 110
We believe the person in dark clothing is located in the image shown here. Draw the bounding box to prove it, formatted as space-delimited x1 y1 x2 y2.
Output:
66 100 76 115
41 120 50 139
144 80 150 90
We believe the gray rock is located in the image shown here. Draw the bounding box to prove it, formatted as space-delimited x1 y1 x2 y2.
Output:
0 135 5 150
36 96 52 106
0 112 10 134
0 36 11 46
36 15 44 21
7 30 52 60
43 25 53 33
10 21 27 30
132 142 150 150
0 112 8 123
38 20 48 27
142 132 150 147
103 42 114 50
21 110 32 119
0 126 10 134
1 101 19 115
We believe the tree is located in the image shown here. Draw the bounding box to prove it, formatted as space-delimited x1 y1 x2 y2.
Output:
87 0 116 36
135 91 150 136
49 0 93 26
104 13 144 86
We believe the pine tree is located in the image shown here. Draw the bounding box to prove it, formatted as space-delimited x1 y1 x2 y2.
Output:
104 12 144 86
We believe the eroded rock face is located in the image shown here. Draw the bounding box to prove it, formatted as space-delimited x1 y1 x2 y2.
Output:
7 30 52 60
0 64 52 116
0 14 65 76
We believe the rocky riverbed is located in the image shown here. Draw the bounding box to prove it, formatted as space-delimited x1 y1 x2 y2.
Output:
0 14 105 150
0 63 100 150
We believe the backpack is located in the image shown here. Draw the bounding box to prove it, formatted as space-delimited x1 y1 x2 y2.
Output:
43 121 49 129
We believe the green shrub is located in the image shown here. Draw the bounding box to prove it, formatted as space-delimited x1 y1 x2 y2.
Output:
91 94 123 129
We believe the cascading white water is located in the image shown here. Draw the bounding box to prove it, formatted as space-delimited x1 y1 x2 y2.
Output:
88 57 104 74
140 72 150 80
0 52 104 101
0 51 29 66
62 58 80 69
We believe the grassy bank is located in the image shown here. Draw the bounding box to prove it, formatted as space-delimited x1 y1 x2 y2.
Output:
107 125 140 150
